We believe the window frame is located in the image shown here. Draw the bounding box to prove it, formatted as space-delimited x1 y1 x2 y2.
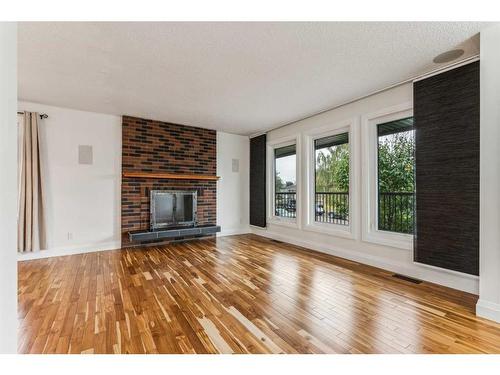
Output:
361 103 414 250
267 135 301 228
304 118 357 239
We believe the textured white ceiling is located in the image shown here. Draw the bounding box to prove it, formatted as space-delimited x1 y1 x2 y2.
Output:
18 22 488 135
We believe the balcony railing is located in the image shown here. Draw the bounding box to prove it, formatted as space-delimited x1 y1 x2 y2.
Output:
275 192 297 219
378 192 415 234
275 191 349 225
275 191 415 234
315 192 349 225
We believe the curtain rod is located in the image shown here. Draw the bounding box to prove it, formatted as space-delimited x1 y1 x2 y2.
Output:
17 111 48 119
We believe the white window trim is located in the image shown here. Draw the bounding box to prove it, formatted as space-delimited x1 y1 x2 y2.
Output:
303 118 358 240
267 135 301 229
361 102 414 250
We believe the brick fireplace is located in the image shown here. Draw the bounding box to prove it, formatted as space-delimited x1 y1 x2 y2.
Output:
121 115 217 246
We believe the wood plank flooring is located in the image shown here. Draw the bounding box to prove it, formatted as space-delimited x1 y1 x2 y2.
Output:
18 234 500 354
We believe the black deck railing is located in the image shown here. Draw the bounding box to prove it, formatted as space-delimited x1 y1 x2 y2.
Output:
275 192 297 219
378 192 415 234
275 191 415 233
275 191 350 225
315 192 349 225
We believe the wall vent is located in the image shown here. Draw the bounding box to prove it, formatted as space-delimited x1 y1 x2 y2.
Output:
392 274 422 284
78 145 93 165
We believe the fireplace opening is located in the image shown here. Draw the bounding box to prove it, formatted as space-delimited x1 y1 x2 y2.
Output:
150 190 197 230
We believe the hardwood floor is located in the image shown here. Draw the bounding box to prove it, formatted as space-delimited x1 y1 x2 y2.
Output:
18 234 500 354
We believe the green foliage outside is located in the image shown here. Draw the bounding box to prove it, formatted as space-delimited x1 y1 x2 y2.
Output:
275 172 286 192
275 173 296 192
315 143 350 192
377 132 415 193
315 143 350 218
315 130 415 232
377 131 415 233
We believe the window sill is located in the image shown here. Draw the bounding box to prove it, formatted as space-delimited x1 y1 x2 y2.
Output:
303 222 354 240
362 229 413 250
267 217 299 229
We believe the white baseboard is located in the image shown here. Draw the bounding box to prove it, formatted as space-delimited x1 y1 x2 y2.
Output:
18 227 252 261
476 299 500 323
251 228 478 294
217 226 251 237
17 241 121 261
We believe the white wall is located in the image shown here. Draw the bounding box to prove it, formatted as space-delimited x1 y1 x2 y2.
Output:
0 22 18 353
251 82 479 294
15 102 249 260
477 25 500 322
17 101 122 260
217 132 250 235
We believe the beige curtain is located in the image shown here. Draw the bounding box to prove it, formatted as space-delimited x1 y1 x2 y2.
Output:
18 112 46 252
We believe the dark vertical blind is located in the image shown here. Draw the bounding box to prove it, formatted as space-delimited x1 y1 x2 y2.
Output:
413 61 479 275
314 132 349 149
250 134 267 227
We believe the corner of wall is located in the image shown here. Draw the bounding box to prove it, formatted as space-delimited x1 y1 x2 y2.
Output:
476 299 500 323
217 225 251 237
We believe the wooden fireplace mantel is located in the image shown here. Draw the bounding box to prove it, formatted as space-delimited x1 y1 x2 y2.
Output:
122 171 220 181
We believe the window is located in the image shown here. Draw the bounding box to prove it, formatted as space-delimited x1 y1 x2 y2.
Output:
361 105 413 249
274 144 296 219
314 132 349 225
377 117 415 234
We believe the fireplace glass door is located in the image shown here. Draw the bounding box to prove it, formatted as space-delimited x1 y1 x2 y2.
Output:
150 190 197 230
175 194 195 224
151 192 175 229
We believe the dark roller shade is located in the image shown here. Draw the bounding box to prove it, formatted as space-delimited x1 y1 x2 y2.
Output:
413 61 479 275
377 117 414 137
314 132 349 149
274 144 296 159
250 134 267 227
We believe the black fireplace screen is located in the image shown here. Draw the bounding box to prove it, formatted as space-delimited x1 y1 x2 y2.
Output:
150 190 197 230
